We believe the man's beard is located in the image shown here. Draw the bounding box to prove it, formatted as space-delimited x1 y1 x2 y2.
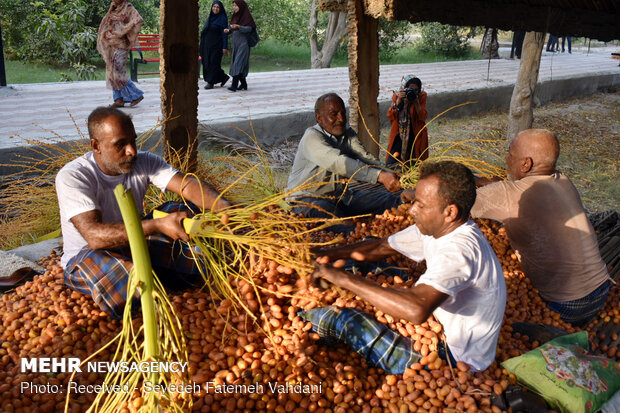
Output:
110 156 137 174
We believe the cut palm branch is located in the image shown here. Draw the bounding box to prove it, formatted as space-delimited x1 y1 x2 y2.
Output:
152 187 347 315
195 123 291 203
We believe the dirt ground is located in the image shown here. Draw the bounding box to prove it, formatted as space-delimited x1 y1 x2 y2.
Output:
423 90 620 212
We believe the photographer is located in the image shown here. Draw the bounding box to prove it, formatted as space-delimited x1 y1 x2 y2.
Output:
386 75 429 165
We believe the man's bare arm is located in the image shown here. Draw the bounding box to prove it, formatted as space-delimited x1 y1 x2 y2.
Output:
166 174 231 212
313 238 397 263
71 209 189 250
313 264 448 325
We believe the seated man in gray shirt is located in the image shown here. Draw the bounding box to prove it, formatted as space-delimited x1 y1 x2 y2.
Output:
286 93 402 222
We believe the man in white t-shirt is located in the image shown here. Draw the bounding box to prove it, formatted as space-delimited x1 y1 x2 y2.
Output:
308 161 506 372
56 106 231 318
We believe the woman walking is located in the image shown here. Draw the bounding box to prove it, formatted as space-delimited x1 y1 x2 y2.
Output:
224 0 256 92
97 0 144 107
199 1 229 89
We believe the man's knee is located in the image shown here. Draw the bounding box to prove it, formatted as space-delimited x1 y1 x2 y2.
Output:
291 197 342 219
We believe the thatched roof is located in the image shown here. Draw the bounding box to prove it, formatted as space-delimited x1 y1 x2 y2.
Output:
318 0 347 13
321 0 619 42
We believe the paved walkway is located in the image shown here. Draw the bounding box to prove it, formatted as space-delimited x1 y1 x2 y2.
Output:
0 47 618 151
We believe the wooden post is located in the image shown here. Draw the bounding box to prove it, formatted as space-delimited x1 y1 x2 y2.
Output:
507 31 545 140
159 0 199 170
347 0 380 156
0 22 7 87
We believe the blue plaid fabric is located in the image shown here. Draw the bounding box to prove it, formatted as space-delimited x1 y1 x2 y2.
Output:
64 201 204 319
299 306 421 374
545 280 611 327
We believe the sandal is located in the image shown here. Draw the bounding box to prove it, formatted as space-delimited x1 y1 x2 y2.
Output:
130 96 144 107
110 99 125 108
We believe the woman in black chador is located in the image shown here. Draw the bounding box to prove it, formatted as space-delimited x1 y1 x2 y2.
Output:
199 0 229 89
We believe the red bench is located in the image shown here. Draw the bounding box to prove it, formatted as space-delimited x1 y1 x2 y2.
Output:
130 34 160 81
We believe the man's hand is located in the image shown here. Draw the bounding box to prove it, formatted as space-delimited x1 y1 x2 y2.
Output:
167 174 231 213
378 171 401 192
311 262 347 289
400 189 415 204
154 211 190 242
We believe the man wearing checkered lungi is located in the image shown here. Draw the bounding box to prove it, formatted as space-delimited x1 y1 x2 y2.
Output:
302 161 506 374
55 106 231 319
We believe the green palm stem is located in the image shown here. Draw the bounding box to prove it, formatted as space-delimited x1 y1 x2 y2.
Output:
113 184 159 385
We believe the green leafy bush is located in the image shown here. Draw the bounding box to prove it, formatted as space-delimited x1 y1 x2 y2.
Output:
0 0 159 74
378 20 411 60
416 22 479 57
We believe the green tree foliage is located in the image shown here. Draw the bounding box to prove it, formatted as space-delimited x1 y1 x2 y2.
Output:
416 22 479 57
378 19 411 60
0 0 159 79
251 0 312 45
198 0 310 45
37 0 97 66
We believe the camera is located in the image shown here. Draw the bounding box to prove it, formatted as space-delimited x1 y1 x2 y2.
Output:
405 87 419 103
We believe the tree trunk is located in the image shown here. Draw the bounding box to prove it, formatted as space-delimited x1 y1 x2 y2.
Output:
347 0 379 156
160 0 199 170
480 28 499 59
309 0 348 69
507 31 545 140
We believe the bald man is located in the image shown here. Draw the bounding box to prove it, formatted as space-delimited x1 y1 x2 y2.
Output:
471 129 610 327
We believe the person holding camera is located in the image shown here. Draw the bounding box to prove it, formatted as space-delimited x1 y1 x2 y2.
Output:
386 75 429 165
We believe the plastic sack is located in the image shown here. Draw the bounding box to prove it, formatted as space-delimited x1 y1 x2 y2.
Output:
501 331 620 413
